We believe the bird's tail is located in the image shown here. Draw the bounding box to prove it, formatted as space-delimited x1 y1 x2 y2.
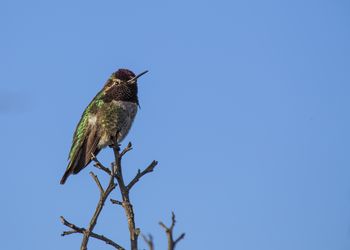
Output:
60 127 101 185
60 158 89 184
60 148 100 185
60 168 72 185
60 153 89 185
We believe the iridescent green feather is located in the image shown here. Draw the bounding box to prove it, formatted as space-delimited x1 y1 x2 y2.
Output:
68 91 104 161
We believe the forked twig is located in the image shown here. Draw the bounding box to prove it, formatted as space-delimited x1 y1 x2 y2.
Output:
142 234 155 250
159 212 185 250
92 154 111 175
60 216 124 250
61 142 159 250
111 142 158 250
78 166 117 250
61 144 126 250
127 160 158 191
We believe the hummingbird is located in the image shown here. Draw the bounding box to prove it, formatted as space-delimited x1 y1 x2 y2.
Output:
60 69 148 184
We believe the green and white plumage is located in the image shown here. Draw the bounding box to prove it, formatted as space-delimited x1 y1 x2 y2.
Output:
60 69 140 184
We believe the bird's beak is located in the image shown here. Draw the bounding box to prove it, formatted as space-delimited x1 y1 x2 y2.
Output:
127 70 149 83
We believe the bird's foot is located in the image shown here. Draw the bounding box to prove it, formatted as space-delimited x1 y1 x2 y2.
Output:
109 133 121 150
109 137 120 150
109 143 121 149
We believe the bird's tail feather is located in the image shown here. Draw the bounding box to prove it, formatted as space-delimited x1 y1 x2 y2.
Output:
60 131 100 184
60 168 72 185
60 143 87 184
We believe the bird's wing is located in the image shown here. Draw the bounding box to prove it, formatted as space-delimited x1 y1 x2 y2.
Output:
60 91 104 184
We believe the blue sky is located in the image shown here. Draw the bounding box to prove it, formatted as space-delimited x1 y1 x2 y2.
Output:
1 0 350 249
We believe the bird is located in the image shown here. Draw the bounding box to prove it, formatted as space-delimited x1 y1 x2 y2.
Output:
60 69 148 184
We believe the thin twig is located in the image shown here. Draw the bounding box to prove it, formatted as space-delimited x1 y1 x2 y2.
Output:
61 153 118 250
90 172 105 194
110 198 123 206
61 230 78 236
174 233 185 246
159 212 185 250
80 161 117 250
127 160 158 190
120 142 133 157
142 234 155 250
60 216 125 250
92 154 111 175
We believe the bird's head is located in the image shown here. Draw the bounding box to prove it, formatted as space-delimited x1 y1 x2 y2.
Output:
113 69 136 82
103 69 148 106
112 69 148 84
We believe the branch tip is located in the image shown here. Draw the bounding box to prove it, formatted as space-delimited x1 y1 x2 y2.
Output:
110 198 123 206
90 171 104 194
127 160 158 190
142 234 155 250
159 213 185 250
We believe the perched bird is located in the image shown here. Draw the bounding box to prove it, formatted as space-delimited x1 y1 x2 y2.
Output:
60 69 148 184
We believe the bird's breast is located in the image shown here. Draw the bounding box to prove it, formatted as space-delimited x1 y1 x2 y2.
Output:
97 101 138 147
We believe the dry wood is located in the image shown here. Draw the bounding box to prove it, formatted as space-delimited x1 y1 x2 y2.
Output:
60 141 159 250
60 216 124 250
60 141 186 250
159 212 185 250
111 142 158 250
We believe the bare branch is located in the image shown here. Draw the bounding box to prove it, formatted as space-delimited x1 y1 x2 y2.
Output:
120 142 133 157
174 233 185 246
92 153 111 175
61 230 78 236
159 212 185 250
127 160 158 190
112 142 139 250
61 152 118 250
80 163 117 249
142 234 155 250
61 141 161 250
60 216 85 233
60 216 125 250
90 172 104 194
110 198 123 206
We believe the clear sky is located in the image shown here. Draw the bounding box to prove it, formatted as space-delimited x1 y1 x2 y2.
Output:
1 0 350 249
